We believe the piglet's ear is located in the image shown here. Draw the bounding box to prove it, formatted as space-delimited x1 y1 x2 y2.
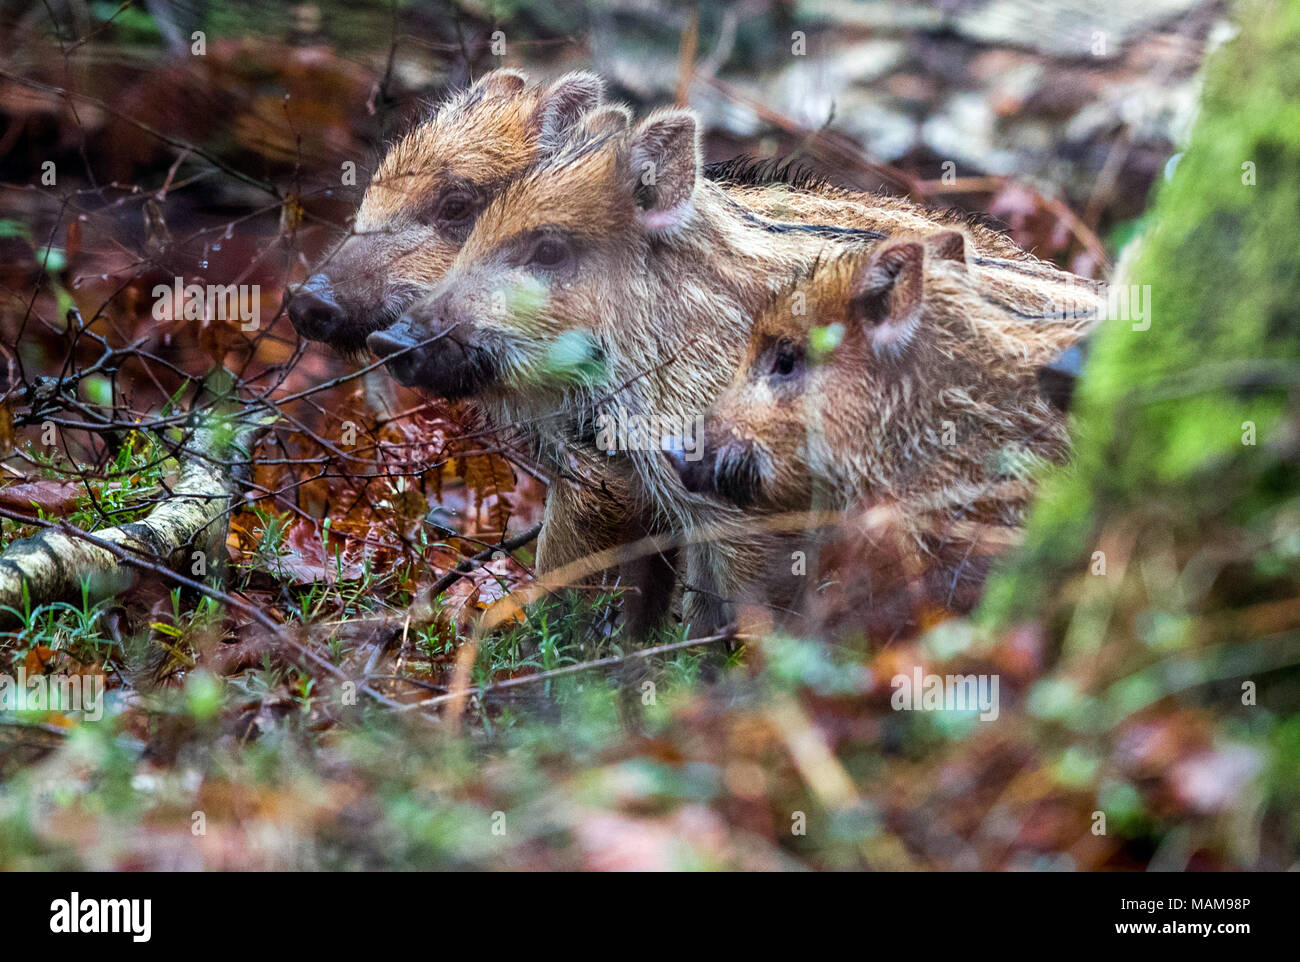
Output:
627 109 699 235
849 241 925 356
926 229 968 266
535 71 604 150
576 103 632 139
469 68 529 100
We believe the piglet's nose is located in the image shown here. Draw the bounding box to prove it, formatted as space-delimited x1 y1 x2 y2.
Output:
365 321 418 358
665 445 716 495
367 319 428 388
287 274 345 340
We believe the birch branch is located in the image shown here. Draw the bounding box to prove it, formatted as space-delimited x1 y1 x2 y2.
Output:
0 411 262 614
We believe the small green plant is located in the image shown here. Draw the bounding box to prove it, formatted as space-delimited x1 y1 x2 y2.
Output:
0 581 118 670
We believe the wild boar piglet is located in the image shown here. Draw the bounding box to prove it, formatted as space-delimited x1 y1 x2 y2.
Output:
674 227 1098 529
288 68 609 354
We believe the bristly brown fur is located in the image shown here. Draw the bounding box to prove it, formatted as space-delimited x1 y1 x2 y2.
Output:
697 228 1099 628
391 103 1100 635
703 155 834 193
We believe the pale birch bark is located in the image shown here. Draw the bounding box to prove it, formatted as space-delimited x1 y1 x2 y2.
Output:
0 415 259 612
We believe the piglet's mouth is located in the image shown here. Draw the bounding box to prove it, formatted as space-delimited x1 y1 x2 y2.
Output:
366 322 500 399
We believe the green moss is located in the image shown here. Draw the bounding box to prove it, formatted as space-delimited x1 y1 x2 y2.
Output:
983 0 1300 624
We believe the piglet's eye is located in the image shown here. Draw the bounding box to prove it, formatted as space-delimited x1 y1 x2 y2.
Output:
528 237 571 269
434 192 476 224
770 340 802 378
